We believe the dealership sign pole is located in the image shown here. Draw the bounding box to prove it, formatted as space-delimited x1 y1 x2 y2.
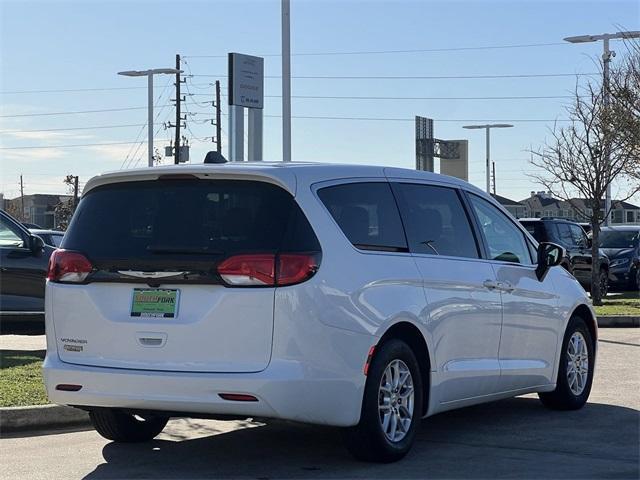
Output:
228 53 264 161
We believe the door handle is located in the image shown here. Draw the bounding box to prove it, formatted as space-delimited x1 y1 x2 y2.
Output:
496 281 515 293
483 280 499 290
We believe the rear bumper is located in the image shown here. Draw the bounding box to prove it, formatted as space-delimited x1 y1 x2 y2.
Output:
43 354 366 427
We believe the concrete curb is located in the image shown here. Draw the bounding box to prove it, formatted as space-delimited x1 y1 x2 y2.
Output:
0 404 90 432
597 316 640 328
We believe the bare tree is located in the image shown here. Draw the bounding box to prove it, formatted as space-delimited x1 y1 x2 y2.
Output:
530 45 640 305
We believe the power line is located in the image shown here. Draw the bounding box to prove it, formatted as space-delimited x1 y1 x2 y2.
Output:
0 106 150 118
0 140 165 150
190 72 598 80
0 83 216 95
0 124 146 134
183 41 569 58
189 92 574 101
0 115 571 152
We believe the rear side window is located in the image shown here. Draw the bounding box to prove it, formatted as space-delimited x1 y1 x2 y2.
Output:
392 183 479 258
317 182 407 252
63 179 319 266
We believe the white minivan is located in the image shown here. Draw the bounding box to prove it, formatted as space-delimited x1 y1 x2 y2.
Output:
44 162 596 462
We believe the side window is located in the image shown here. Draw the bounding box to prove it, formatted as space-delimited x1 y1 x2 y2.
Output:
317 182 407 252
569 224 587 248
0 215 26 248
555 223 575 247
468 194 533 265
392 183 479 258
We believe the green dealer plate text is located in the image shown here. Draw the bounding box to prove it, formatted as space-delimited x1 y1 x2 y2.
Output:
131 289 179 318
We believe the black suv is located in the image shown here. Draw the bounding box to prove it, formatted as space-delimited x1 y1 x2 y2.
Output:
0 209 56 330
519 217 610 295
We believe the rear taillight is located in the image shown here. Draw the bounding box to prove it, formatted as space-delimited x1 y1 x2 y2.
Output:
217 253 319 287
217 254 276 286
47 250 93 283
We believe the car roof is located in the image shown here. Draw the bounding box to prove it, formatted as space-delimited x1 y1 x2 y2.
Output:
601 226 640 231
82 162 482 197
518 217 579 224
29 229 64 235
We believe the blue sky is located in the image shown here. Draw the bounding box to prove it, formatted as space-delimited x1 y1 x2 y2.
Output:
1 0 638 203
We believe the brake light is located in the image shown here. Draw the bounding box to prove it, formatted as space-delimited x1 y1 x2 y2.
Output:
217 254 276 286
47 250 93 283
277 254 319 285
217 253 319 287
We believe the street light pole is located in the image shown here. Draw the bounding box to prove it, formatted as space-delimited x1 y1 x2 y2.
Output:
564 30 640 225
282 0 291 162
118 68 182 168
463 124 514 194
148 74 154 167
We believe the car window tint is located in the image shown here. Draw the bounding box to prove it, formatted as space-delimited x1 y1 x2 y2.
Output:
392 183 478 258
468 194 533 265
51 234 64 247
556 223 575 247
317 182 407 251
568 224 587 248
63 180 318 265
0 215 25 248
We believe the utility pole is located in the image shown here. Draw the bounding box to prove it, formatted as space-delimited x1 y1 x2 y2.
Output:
491 162 496 196
174 54 181 164
215 80 222 154
19 175 25 221
72 176 79 210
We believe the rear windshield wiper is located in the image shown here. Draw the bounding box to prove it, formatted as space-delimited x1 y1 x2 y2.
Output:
147 245 224 255
353 243 409 253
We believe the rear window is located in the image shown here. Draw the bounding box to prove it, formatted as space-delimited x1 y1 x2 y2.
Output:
63 179 319 265
317 182 407 252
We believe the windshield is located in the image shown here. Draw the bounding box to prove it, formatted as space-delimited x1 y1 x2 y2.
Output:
599 230 640 249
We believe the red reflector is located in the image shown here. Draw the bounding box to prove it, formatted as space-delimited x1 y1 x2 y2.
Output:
277 254 319 286
217 254 276 286
218 393 258 402
47 250 93 283
364 345 376 376
56 384 83 392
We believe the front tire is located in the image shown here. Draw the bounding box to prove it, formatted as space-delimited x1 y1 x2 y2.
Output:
539 316 594 410
343 339 423 463
599 270 609 297
89 409 169 442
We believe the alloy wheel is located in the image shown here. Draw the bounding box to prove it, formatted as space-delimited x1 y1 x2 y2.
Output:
378 359 414 442
566 331 589 396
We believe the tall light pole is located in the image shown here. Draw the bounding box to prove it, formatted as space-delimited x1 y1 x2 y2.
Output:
463 124 513 194
118 68 182 167
564 31 640 225
282 0 291 162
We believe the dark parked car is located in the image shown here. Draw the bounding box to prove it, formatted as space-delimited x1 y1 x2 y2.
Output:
29 229 65 247
519 217 610 295
0 210 55 327
598 226 640 290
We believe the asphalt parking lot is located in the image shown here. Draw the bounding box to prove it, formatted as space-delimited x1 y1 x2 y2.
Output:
1 328 638 480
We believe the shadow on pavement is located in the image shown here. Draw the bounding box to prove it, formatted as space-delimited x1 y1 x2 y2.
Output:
85 397 639 479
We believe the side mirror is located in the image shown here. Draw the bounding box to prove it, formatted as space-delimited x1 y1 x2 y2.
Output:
586 238 592 248
29 235 45 256
536 242 565 281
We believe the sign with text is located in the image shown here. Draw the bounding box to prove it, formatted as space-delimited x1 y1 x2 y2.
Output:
228 53 264 109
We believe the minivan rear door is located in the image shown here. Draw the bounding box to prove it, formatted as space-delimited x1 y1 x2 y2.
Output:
51 177 316 373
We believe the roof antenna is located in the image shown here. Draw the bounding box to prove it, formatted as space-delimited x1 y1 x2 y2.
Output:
204 151 227 164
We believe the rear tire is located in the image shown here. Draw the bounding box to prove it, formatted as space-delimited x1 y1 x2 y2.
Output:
539 316 594 410
89 409 169 442
343 339 423 463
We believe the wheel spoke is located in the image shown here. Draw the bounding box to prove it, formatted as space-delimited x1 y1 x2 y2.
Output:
378 358 415 443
